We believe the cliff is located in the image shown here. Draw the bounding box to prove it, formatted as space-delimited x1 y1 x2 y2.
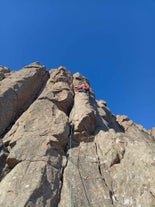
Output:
0 62 155 207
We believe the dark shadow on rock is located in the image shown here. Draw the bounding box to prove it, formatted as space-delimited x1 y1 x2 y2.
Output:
89 95 125 133
0 140 9 180
101 106 125 133
24 166 59 207
64 94 125 151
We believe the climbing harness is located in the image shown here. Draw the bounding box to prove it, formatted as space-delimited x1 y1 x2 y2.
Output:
68 123 74 207
77 89 90 95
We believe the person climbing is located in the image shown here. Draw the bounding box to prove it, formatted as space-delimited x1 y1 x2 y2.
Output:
74 83 90 95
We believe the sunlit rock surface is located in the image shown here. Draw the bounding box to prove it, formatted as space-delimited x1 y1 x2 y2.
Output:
0 63 155 207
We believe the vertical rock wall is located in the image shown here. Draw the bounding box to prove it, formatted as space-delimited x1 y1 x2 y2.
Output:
0 64 155 207
0 66 74 207
0 62 49 136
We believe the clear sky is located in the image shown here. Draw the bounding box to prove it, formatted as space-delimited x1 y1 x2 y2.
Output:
0 0 155 129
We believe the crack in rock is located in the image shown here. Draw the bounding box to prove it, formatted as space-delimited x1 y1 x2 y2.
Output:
95 142 115 206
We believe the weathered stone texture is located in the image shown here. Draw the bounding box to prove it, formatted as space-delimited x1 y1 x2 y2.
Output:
0 62 49 136
0 64 154 207
0 66 74 207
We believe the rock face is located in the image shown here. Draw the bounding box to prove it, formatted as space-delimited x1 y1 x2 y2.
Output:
0 63 155 207
0 62 49 136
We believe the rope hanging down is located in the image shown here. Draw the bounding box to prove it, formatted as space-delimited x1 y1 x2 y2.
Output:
68 123 74 207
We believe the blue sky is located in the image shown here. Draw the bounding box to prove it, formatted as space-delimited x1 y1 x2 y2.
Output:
0 0 155 129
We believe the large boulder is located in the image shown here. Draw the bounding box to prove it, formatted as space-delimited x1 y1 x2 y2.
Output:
39 66 74 115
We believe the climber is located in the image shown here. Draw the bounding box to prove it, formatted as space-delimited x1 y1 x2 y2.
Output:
74 83 90 95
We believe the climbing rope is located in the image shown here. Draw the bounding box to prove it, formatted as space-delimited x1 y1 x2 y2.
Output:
68 123 74 207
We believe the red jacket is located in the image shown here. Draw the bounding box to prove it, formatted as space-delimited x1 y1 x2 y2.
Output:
75 84 90 91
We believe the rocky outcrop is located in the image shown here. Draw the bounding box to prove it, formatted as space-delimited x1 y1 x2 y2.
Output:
0 63 154 207
0 66 74 207
69 73 97 141
0 62 49 136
